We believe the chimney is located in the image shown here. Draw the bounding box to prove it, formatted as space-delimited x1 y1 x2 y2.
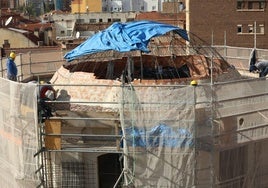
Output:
3 40 10 48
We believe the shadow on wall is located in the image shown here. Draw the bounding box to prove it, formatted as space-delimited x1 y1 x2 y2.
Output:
55 89 71 110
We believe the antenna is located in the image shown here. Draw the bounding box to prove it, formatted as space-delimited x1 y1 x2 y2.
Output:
76 31 80 39
5 16 13 26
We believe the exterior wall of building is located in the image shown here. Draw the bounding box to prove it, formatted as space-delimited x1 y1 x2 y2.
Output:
121 0 132 11
69 0 180 13
106 0 123 12
61 0 71 11
162 1 186 13
0 0 9 9
55 0 62 10
18 0 25 7
130 0 160 12
135 11 185 29
52 12 136 39
0 28 37 48
7 0 14 9
186 0 268 49
71 0 102 13
26 0 44 15
102 0 164 12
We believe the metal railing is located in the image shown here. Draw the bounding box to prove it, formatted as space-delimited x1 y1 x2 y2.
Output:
213 45 268 71
1 45 268 83
0 49 65 82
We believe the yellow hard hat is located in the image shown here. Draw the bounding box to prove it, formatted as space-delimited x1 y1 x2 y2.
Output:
190 80 198 86
9 52 16 59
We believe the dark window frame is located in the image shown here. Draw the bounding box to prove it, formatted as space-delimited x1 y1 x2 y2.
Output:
237 0 266 10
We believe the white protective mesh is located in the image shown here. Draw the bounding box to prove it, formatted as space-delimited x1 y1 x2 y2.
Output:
209 79 268 188
120 85 196 187
0 78 39 187
120 78 268 187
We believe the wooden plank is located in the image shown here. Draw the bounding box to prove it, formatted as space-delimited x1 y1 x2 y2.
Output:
45 119 61 150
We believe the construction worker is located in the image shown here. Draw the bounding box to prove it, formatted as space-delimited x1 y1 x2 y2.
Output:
39 81 57 100
249 60 268 77
38 81 57 122
6 51 18 81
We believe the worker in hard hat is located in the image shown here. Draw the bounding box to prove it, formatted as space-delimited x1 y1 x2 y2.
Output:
6 51 18 81
190 80 198 86
38 81 57 121
39 81 57 101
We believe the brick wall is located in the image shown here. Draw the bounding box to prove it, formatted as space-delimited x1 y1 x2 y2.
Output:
187 0 268 49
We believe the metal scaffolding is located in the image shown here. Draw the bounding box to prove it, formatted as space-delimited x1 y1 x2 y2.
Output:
33 77 268 188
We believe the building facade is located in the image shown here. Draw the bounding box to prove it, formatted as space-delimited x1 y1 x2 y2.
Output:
51 12 136 39
123 0 162 12
162 0 186 13
72 0 168 13
53 0 71 11
186 0 268 48
0 0 10 9
71 0 102 13
102 0 123 12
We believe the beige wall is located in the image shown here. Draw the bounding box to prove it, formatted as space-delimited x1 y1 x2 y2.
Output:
71 0 102 13
0 28 37 49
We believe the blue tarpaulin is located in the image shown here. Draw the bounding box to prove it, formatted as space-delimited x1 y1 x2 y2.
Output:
64 20 189 62
123 124 193 148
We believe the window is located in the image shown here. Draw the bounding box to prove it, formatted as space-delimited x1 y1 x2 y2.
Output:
113 18 121 22
127 18 135 22
237 0 266 10
259 1 266 9
248 24 253 33
152 6 156 10
77 19 84 24
237 25 242 33
248 2 253 9
89 19 96 23
238 23 265 34
99 18 103 22
259 24 265 33
66 20 72 28
237 1 244 9
67 30 72 36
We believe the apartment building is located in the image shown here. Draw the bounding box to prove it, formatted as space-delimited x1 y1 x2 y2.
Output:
0 0 11 9
70 0 167 13
56 0 72 11
51 12 136 39
71 0 102 13
135 11 185 28
121 0 163 12
162 0 186 13
186 0 268 48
